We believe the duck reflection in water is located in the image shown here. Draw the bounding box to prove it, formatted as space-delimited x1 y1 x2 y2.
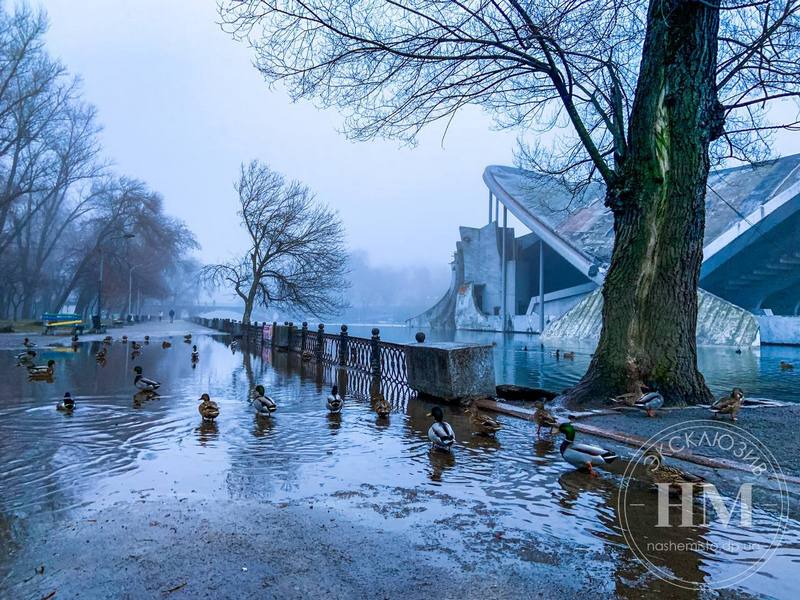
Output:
252 413 276 437
327 411 342 432
132 391 150 408
428 448 455 483
196 420 219 445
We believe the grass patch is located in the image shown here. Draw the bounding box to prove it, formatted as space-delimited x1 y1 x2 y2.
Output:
0 320 42 333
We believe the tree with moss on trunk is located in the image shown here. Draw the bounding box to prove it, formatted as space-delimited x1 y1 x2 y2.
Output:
220 0 800 405
202 161 348 324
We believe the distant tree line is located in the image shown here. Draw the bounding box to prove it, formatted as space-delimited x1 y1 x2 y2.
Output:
0 6 198 321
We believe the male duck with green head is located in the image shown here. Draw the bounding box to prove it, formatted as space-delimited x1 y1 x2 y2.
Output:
558 422 617 477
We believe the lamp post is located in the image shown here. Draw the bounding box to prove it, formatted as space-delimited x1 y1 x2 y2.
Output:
95 231 135 331
127 264 139 320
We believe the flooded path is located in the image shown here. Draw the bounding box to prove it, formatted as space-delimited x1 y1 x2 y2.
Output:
1 334 798 598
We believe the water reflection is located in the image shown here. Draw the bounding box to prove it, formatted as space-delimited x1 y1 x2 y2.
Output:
0 336 798 598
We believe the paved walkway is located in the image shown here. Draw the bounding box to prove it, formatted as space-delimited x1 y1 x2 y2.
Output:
0 319 218 350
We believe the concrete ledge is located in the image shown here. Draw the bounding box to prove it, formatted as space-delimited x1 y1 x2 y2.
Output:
406 341 496 401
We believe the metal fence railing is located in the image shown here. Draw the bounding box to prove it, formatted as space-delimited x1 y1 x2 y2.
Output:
191 317 413 406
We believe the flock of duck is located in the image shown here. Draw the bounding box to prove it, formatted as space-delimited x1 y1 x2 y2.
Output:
12 333 789 492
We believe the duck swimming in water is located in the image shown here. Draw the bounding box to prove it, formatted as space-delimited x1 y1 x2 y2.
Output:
251 385 277 417
780 361 794 371
558 422 617 476
121 335 128 344
28 360 55 380
198 393 219 421
133 366 160 397
16 350 36 368
144 335 150 344
427 406 456 452
23 337 36 349
191 345 199 362
103 336 112 345
710 387 744 421
326 385 343 413
57 392 75 411
162 340 171 349
642 447 706 494
184 334 192 343
465 402 501 436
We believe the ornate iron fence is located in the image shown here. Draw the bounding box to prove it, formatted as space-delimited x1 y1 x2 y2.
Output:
191 317 413 401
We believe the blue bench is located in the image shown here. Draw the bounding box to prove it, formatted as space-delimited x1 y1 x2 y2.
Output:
41 313 85 335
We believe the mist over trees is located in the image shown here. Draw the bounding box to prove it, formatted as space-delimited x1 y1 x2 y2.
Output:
220 0 800 405
0 5 197 321
344 251 449 323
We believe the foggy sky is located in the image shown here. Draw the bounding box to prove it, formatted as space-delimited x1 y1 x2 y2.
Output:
37 0 798 275
37 0 523 270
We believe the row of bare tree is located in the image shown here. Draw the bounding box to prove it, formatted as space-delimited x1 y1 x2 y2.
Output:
0 6 198 321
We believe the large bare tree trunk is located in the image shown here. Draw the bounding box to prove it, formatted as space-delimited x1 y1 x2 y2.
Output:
568 0 722 406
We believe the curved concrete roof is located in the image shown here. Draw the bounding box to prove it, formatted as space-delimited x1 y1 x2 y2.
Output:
483 155 800 303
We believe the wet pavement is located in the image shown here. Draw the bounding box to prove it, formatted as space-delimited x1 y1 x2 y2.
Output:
1 332 798 598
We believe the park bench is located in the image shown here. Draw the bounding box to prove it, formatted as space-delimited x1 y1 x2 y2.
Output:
41 313 85 336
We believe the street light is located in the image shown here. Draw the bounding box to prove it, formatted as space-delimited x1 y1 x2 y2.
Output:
95 231 135 331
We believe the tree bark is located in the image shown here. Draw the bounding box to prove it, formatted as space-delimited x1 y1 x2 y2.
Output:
568 0 721 406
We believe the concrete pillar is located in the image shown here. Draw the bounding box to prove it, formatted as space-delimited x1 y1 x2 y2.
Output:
502 205 508 331
539 239 545 334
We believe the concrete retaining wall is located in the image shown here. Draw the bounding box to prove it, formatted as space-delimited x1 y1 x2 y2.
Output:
543 288 761 346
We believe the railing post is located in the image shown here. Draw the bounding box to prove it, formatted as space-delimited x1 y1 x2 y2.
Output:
272 322 277 348
370 327 381 378
301 321 308 352
338 325 348 367
316 324 324 361
287 322 294 351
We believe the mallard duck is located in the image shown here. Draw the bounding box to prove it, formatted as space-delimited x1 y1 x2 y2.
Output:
95 347 107 361
251 385 277 417
533 400 557 437
643 447 706 493
780 361 794 371
191 345 199 362
558 422 617 476
131 341 142 351
57 392 75 411
103 336 112 344
121 335 128 344
710 387 744 421
373 393 391 418
28 360 55 379
198 393 219 421
144 335 150 344
184 334 192 343
133 366 160 396
326 385 343 413
16 350 37 367
634 391 664 417
427 406 456 451
23 337 36 349
562 351 575 360
162 340 172 349
465 403 501 436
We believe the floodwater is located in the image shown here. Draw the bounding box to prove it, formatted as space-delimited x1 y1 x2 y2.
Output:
1 335 799 598
345 325 800 402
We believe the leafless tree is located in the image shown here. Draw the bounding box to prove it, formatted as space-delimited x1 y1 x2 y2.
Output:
220 0 800 405
202 160 348 323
